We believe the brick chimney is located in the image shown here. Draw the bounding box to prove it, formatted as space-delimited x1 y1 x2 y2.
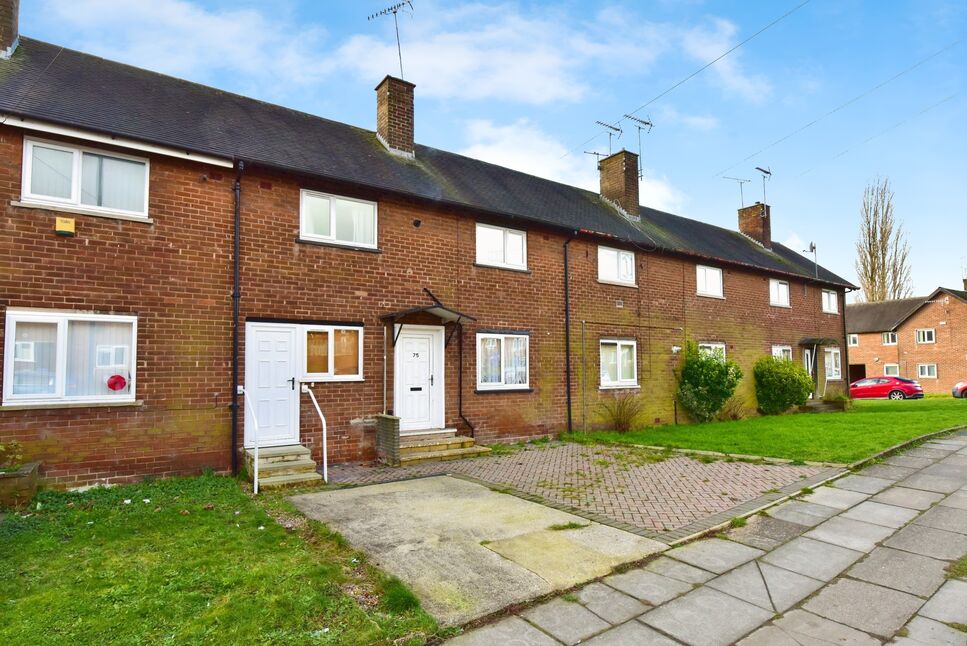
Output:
0 0 19 60
599 149 639 217
963 276 967 291
375 75 415 158
738 202 772 249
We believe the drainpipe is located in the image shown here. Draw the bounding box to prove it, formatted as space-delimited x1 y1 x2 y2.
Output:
458 323 475 436
563 236 575 433
841 287 852 396
230 161 245 475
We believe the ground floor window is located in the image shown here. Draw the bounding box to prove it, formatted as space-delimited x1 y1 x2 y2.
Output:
824 347 842 380
698 341 726 360
3 309 137 405
883 363 900 377
477 333 529 390
918 363 938 379
771 345 793 360
600 339 638 388
302 325 363 380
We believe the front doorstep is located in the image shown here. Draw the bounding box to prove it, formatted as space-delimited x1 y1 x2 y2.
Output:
0 461 41 508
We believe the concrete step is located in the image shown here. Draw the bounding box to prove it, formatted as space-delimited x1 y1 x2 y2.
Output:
257 471 323 489
254 457 319 477
399 429 457 443
399 437 476 455
244 444 311 465
399 445 492 465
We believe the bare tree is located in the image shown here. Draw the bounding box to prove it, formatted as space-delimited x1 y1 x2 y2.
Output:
855 177 912 302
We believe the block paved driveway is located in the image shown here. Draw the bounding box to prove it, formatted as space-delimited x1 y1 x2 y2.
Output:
449 431 967 646
329 443 836 541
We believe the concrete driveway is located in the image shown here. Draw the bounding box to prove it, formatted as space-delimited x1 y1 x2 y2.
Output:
290 476 666 625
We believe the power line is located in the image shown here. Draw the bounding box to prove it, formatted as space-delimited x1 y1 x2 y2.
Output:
562 0 812 158
715 39 963 176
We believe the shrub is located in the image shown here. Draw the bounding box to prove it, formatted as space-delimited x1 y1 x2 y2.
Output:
596 392 647 433
753 356 814 415
0 440 23 471
676 340 743 422
717 395 749 421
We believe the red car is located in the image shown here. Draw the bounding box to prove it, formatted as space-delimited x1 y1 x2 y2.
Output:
850 376 924 400
953 380 967 398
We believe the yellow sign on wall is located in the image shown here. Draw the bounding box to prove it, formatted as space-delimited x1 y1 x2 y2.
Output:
55 217 75 237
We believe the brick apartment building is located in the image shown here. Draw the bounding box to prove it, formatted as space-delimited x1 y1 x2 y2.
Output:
0 2 852 487
846 285 967 393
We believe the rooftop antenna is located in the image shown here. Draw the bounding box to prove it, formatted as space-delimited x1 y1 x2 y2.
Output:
368 1 414 79
623 114 653 179
723 176 751 207
584 151 607 163
754 166 772 203
803 241 818 278
595 120 623 155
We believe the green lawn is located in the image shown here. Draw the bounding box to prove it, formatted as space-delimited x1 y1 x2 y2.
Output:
565 398 967 463
0 474 438 645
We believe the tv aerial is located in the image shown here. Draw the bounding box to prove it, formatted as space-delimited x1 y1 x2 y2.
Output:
595 120 622 155
624 114 654 179
368 1 414 79
754 166 772 203
723 176 751 207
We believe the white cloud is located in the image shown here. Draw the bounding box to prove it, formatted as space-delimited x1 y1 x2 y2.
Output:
459 119 686 213
681 17 771 103
655 105 720 131
781 232 807 252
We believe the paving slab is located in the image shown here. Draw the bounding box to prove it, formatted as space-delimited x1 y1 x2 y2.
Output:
521 598 611 645
915 505 967 535
725 514 809 551
885 455 935 469
847 547 948 597
905 447 955 459
767 500 839 527
884 523 967 560
872 486 945 510
892 616 967 646
834 474 894 494
841 500 920 528
801 486 869 510
859 464 918 480
761 536 864 581
738 610 880 646
803 578 923 637
664 538 764 574
921 442 960 452
575 582 649 625
603 568 693 605
941 490 967 511
581 620 680 646
922 462 967 481
899 473 964 494
644 555 715 584
919 580 967 625
804 516 896 553
641 587 773 646
706 560 823 612
941 454 967 468
447 616 561 646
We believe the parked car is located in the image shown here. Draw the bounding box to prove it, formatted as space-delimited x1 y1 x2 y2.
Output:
850 376 924 400
953 380 967 398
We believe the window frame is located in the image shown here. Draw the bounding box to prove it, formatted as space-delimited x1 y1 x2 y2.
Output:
824 347 842 380
696 265 724 298
915 328 936 344
2 309 138 406
597 246 636 286
21 137 150 218
847 333 859 347
769 279 791 307
300 324 365 382
917 363 938 379
883 363 900 377
821 289 839 314
475 223 528 271
299 189 379 250
771 344 793 361
599 339 639 389
698 341 727 360
881 331 898 346
475 332 530 391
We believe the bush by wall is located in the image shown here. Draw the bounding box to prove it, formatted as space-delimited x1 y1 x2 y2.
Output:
753 356 814 415
596 392 647 433
676 340 743 423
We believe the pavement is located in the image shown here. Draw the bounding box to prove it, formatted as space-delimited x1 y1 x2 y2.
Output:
448 432 967 645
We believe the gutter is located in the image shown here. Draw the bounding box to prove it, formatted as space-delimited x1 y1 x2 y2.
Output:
230 161 245 475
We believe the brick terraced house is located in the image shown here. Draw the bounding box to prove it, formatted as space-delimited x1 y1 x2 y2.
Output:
0 3 853 487
846 283 967 393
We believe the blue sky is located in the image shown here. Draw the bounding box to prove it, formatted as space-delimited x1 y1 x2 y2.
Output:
22 0 966 298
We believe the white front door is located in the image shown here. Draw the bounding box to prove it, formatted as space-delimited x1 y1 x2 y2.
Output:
803 347 815 399
395 325 445 432
244 323 300 447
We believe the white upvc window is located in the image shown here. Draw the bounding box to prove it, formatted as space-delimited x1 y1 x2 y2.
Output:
300 189 377 249
882 332 898 345
769 279 790 307
883 364 900 377
821 289 839 314
918 363 938 379
21 137 150 217
696 265 724 298
475 223 527 270
772 345 793 361
698 341 727 360
301 325 364 381
915 328 935 344
3 309 137 406
600 339 638 388
476 333 529 390
847 334 859 347
824 347 842 380
598 246 635 286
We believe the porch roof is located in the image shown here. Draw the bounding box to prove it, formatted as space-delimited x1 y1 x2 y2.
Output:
798 337 840 346
379 304 476 325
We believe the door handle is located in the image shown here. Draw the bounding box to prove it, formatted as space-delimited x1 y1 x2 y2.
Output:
429 374 434 386
288 377 296 391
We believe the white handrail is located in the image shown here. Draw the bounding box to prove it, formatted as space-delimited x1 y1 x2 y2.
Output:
241 388 261 494
303 385 328 483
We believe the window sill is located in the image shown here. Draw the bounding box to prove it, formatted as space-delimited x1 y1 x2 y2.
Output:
12 200 154 224
473 263 531 274
296 237 382 253
769 303 791 309
697 292 725 300
300 378 364 384
0 399 143 411
597 279 637 289
474 387 534 394
600 384 641 391
822 311 840 316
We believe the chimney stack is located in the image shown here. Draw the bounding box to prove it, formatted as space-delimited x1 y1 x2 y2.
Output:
599 149 639 218
738 202 772 249
962 277 967 291
375 75 415 158
0 0 19 59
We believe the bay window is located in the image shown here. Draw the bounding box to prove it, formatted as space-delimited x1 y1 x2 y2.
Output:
477 333 529 390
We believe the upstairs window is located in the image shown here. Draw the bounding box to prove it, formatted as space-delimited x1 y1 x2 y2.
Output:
882 332 898 346
22 138 149 217
477 333 529 390
821 289 839 314
300 190 377 249
600 339 638 388
915 328 935 344
475 223 527 270
847 334 859 347
598 246 635 285
696 265 724 298
769 279 790 307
